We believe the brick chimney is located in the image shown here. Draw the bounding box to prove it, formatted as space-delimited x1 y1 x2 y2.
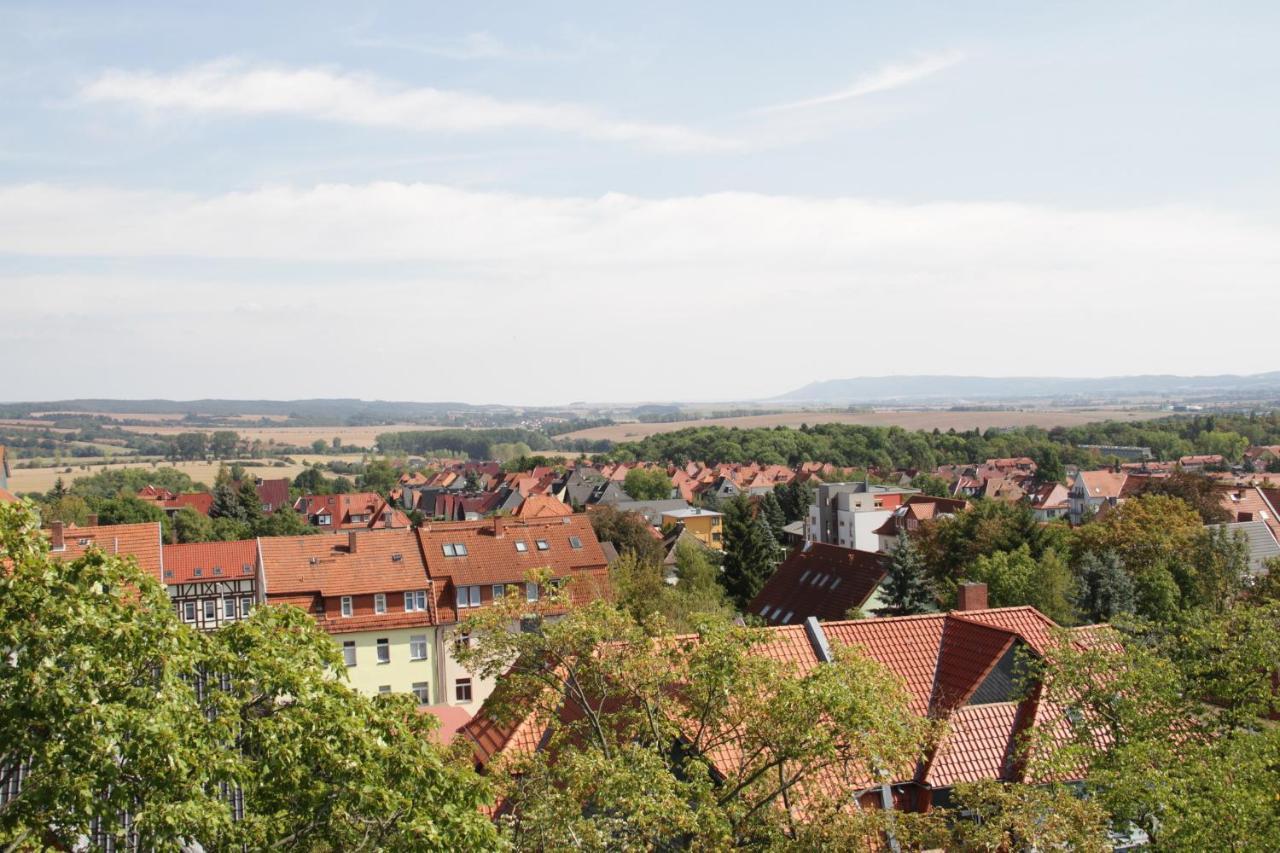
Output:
493 515 506 538
348 530 359 553
86 513 98 527
957 582 988 612
50 521 65 550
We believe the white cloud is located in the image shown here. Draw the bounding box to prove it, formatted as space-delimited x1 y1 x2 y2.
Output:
80 60 737 153
758 51 966 113
2 181 1277 401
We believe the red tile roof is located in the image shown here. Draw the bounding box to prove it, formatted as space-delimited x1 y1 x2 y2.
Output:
162 539 258 584
924 702 1020 786
513 495 573 518
48 522 165 579
260 528 428 598
420 516 609 619
294 492 409 530
166 492 214 515
748 543 887 625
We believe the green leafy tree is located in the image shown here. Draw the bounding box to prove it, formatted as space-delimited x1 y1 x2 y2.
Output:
453 584 933 849
209 430 240 458
1129 470 1231 523
311 438 328 454
1030 445 1066 483
589 504 664 565
1024 607 1280 849
883 531 932 615
622 466 672 501
175 431 208 460
0 502 229 850
173 504 215 543
908 472 952 497
0 501 497 850
720 495 778 608
947 781 1110 852
92 494 168 527
358 458 400 496
292 465 333 495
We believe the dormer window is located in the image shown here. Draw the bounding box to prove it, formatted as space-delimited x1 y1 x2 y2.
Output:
442 543 469 557
193 568 203 577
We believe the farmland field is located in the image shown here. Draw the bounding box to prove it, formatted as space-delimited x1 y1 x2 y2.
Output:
7 453 371 495
561 409 1162 443
114 423 443 447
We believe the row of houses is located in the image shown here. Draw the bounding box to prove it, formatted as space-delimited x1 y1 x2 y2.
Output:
43 514 611 715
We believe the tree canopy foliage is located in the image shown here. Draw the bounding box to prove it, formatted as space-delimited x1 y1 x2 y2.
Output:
601 412 1280 470
0 501 496 851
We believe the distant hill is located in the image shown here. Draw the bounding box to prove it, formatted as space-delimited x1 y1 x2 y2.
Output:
772 372 1280 404
0 399 503 421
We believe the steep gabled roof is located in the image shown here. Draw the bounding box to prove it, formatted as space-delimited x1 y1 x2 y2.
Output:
163 539 258 584
748 543 887 626
48 522 165 579
260 528 428 598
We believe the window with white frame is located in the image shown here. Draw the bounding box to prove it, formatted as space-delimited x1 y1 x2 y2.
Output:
240 596 252 616
409 634 427 660
376 638 390 664
404 589 427 611
374 593 386 614
223 598 235 619
342 641 356 667
183 601 196 622
569 536 583 549
526 582 539 603
492 583 505 600
411 682 430 703
514 540 528 552
203 599 216 621
455 678 473 703
455 585 481 608
535 539 549 551
340 596 353 617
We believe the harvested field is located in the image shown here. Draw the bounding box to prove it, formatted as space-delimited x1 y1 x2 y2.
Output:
115 423 442 447
561 409 1162 443
7 453 369 495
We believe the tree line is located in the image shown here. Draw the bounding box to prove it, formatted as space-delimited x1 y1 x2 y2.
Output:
597 412 1280 470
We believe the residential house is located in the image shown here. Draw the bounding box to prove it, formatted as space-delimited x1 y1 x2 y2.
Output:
873 495 969 552
807 482 918 552
513 494 573 518
294 492 410 531
1216 483 1280 542
748 542 888 624
1207 520 1280 576
659 506 724 550
1244 446 1280 472
45 520 164 579
162 539 263 630
1179 454 1225 472
1027 482 1071 522
419 515 611 713
260 529 437 703
609 498 693 527
1069 470 1128 524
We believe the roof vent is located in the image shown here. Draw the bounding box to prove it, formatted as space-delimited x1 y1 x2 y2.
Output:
213 566 223 576
309 557 319 566
391 554 403 562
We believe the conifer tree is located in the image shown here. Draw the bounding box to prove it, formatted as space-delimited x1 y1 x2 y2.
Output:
883 530 932 615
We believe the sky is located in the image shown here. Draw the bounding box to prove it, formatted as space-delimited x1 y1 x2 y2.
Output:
2 1 1279 405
